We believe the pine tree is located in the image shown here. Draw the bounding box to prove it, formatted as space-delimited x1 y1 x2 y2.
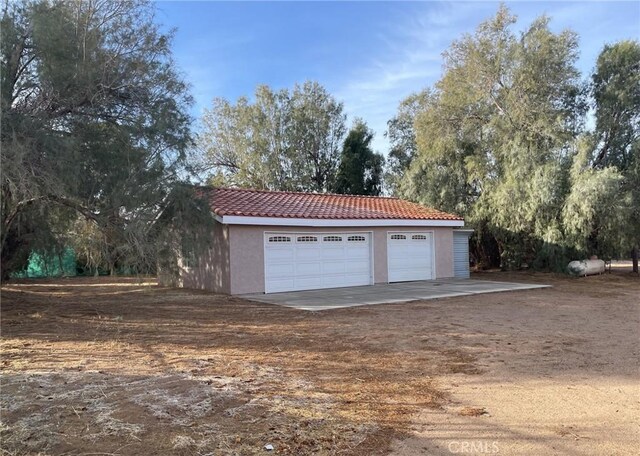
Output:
333 120 384 196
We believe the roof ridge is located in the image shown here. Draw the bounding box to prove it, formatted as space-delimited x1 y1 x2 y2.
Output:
196 185 400 200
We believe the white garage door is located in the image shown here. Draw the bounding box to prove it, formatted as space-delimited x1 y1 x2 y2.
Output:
387 232 434 282
264 232 372 293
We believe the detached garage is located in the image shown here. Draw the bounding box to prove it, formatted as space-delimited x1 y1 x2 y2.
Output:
161 187 467 295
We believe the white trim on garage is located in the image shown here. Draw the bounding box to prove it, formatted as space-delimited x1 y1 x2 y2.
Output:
220 215 464 227
264 231 374 293
387 231 436 282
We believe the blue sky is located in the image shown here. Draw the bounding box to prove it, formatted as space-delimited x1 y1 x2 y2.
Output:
155 1 640 153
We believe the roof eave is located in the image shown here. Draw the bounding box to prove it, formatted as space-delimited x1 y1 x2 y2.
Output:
217 215 464 227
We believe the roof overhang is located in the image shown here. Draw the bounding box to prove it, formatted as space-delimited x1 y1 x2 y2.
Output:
216 215 464 227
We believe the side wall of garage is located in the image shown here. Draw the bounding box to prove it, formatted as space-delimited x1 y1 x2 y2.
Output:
178 220 232 294
228 225 455 295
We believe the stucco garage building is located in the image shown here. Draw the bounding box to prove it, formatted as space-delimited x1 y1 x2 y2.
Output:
164 187 471 295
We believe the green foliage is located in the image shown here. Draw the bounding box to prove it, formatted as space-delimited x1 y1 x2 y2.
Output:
154 184 217 280
3 1 635 278
199 81 346 192
559 41 640 262
333 120 385 196
562 140 625 256
1 0 196 278
592 40 640 169
385 90 432 194
590 40 640 265
391 5 627 270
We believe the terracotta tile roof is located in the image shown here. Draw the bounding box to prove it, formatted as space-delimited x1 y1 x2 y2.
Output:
195 186 463 221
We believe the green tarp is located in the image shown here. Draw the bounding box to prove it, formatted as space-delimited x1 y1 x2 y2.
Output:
11 248 77 278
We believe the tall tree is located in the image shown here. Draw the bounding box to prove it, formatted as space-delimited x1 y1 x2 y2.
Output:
591 40 640 271
1 0 195 277
198 87 290 190
396 6 586 269
288 82 347 192
561 41 639 272
198 82 346 192
592 41 640 169
333 120 384 196
385 89 432 195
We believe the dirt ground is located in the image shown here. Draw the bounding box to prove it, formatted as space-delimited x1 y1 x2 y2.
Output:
1 270 638 455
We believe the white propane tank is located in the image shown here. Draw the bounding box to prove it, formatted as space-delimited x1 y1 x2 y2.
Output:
567 259 605 276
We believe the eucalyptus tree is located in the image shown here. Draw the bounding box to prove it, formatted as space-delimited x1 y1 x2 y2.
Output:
558 41 639 271
396 6 587 269
385 89 432 194
199 87 290 191
199 81 346 192
1 0 195 277
288 81 347 192
592 41 640 170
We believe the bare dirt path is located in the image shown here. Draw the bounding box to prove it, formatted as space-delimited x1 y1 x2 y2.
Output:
1 271 638 455
389 271 640 455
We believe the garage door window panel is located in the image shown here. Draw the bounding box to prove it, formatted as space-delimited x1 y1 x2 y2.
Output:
269 236 291 243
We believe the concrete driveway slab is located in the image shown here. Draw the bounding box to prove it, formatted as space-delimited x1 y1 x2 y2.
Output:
240 278 551 311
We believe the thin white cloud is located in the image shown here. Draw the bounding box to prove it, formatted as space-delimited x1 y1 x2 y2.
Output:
334 2 493 154
162 0 638 157
334 0 639 155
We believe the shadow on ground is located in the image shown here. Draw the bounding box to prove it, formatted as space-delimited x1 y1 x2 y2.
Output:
1 271 638 455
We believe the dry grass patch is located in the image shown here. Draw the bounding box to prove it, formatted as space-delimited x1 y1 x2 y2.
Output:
459 407 488 417
3 272 637 455
1 279 464 455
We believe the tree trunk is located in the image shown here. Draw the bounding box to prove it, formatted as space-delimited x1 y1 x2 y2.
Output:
0 259 10 282
632 246 639 274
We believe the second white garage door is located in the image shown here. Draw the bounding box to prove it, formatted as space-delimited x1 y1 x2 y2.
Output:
264 232 372 293
387 232 435 282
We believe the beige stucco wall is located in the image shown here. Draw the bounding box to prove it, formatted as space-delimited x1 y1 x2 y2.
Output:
228 225 455 295
179 221 231 294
